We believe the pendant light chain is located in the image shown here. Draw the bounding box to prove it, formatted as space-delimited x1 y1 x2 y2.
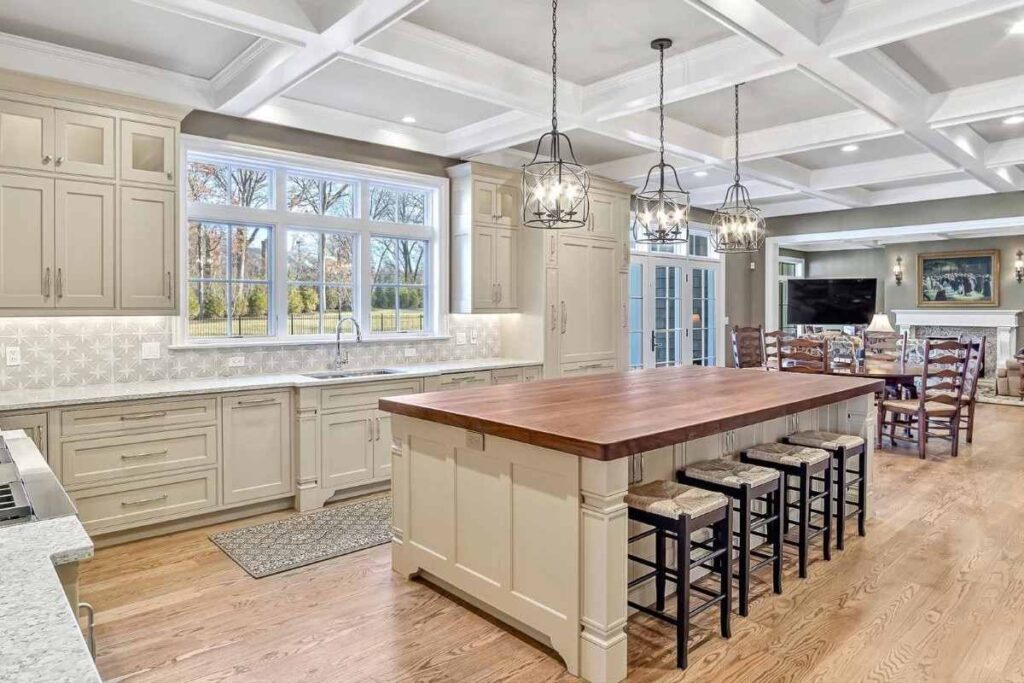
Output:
551 0 558 133
733 84 740 185
658 44 666 167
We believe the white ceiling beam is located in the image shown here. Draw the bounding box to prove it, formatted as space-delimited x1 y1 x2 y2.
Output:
928 73 1024 128
761 198 848 218
583 111 723 163
129 0 317 44
581 35 788 121
443 111 551 158
742 157 872 209
867 178 994 207
740 110 896 161
0 32 212 108
810 153 958 191
216 0 429 116
208 39 300 109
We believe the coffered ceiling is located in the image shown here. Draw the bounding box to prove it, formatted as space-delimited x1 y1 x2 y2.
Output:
4 0 1024 217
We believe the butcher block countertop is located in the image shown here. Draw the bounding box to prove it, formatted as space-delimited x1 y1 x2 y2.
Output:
379 366 883 460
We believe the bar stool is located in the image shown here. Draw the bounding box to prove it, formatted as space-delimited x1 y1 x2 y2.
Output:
677 459 783 617
740 443 832 579
626 480 732 670
783 431 867 550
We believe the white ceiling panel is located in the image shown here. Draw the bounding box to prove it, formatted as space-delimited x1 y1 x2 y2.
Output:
287 59 509 133
778 135 926 170
662 70 855 136
406 0 732 85
878 7 1024 93
969 116 1024 144
860 172 969 193
0 0 257 79
515 129 650 166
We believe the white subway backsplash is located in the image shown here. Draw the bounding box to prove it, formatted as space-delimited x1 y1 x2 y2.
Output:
0 315 501 390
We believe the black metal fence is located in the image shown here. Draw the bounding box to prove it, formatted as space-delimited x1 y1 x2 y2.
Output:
188 312 424 338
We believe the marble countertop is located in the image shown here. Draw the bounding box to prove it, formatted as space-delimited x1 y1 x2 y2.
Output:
0 433 97 683
0 358 543 411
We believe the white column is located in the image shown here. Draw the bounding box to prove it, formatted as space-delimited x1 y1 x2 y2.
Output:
579 457 629 683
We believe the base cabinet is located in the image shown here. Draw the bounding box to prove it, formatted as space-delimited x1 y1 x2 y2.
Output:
321 409 375 489
221 392 293 505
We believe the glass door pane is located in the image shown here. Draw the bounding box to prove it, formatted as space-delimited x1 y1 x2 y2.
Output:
691 266 717 366
653 264 684 367
628 262 644 369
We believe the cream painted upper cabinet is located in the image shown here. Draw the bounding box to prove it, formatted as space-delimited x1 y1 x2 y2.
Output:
0 100 54 172
468 226 517 311
55 110 115 178
472 179 517 228
222 392 293 505
119 187 175 310
121 120 175 185
557 236 619 364
55 181 114 309
0 174 54 309
492 227 517 310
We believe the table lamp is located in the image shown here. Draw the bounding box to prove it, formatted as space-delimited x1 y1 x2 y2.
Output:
865 313 895 334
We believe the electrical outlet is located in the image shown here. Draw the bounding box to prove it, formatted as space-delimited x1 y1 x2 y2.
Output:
404 346 417 358
5 346 20 367
227 356 246 368
140 342 161 360
470 329 479 344
456 332 467 345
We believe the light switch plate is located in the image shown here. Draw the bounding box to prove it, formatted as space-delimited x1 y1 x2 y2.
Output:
227 356 246 368
140 342 161 360
404 346 417 358
5 346 20 367
455 332 467 345
470 329 479 344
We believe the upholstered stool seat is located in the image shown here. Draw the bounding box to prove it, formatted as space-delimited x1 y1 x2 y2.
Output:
678 459 783 616
625 479 732 669
785 431 865 450
745 442 828 467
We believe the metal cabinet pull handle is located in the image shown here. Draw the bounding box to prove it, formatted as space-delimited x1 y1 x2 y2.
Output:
622 303 627 328
497 283 502 303
550 304 556 331
120 411 168 421
56 268 63 298
367 418 373 442
166 171 173 180
560 301 567 334
121 494 168 507
121 450 168 461
43 267 51 297
374 417 381 441
55 156 64 166
42 155 52 165
237 397 276 406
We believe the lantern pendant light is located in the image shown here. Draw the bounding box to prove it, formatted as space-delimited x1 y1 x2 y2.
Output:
710 84 766 254
632 38 690 245
521 0 590 229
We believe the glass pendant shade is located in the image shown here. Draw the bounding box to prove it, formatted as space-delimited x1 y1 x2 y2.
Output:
711 84 765 254
521 0 590 230
632 38 690 245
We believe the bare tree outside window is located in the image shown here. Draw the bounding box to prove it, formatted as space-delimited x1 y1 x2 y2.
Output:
188 160 271 209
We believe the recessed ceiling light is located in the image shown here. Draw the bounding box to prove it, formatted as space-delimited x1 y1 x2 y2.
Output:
693 170 708 177
401 115 416 124
1003 115 1024 125
841 144 860 153
1009 19 1024 34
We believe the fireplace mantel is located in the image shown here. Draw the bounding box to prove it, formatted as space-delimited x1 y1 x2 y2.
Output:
892 309 1023 368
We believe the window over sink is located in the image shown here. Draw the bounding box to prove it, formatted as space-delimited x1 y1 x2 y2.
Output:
182 140 447 344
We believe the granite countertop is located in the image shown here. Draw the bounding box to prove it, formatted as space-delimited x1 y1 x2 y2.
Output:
0 432 97 683
0 358 543 411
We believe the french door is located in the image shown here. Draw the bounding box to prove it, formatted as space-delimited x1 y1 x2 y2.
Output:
628 255 720 369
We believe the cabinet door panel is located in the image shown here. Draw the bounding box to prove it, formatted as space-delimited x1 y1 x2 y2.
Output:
0 100 53 171
119 187 174 309
472 180 497 225
472 227 496 309
557 238 591 363
55 110 115 178
587 241 619 359
373 411 392 480
492 228 517 309
493 183 517 227
121 120 175 185
55 180 114 308
0 174 54 308
321 410 374 489
589 192 616 240
222 393 292 505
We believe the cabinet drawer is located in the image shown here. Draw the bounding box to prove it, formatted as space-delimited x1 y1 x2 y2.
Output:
491 367 524 385
320 378 423 412
60 397 217 437
73 469 217 534
425 371 492 392
523 366 543 383
61 426 217 487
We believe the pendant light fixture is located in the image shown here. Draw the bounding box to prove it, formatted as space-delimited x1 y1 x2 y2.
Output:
710 84 766 254
521 0 590 229
632 38 690 245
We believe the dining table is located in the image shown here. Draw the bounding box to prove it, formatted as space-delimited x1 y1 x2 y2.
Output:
829 358 922 394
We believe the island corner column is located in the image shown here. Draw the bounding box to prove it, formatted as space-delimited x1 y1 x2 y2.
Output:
579 456 630 683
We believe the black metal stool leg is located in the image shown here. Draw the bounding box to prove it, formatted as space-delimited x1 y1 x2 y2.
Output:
771 483 783 594
738 486 751 617
798 464 810 579
719 510 733 638
655 528 666 611
677 516 691 670
858 448 868 537
823 461 833 562
834 449 847 551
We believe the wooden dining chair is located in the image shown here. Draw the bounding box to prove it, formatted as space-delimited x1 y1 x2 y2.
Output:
731 325 765 369
777 337 829 374
763 330 795 371
862 330 908 363
876 339 969 459
958 338 985 443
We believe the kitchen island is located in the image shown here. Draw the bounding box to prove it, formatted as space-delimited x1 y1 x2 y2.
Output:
379 366 882 683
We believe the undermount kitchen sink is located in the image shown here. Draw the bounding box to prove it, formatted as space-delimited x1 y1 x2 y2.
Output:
302 369 404 380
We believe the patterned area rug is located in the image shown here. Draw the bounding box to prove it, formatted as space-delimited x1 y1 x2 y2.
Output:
978 379 1024 407
210 496 392 578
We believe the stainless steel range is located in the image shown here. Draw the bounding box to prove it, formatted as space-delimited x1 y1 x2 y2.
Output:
0 436 33 527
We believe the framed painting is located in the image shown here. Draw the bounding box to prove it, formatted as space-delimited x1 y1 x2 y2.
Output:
918 249 1000 307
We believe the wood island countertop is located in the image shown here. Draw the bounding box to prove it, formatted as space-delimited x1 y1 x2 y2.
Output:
379 366 883 460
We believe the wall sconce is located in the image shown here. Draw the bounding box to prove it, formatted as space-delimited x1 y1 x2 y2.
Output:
1016 250 1023 283
893 256 904 286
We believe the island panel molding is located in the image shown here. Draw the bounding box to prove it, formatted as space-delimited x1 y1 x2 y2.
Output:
380 366 882 460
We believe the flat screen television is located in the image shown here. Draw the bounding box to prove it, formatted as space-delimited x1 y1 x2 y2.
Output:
787 278 877 325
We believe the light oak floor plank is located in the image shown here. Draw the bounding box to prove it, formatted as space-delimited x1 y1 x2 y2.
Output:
82 403 1024 682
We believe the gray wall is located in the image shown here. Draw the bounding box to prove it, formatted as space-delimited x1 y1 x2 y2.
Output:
804 248 887 310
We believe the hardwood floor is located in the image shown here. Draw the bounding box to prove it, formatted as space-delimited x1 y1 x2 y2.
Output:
83 403 1024 682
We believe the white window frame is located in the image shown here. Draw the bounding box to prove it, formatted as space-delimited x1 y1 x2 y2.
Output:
778 255 805 334
176 136 450 348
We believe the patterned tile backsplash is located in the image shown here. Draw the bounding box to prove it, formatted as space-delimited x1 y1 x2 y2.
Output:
0 316 502 390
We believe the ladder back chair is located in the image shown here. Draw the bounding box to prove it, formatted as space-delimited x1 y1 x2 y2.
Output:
862 330 908 363
763 330 795 371
731 325 766 369
777 337 829 374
